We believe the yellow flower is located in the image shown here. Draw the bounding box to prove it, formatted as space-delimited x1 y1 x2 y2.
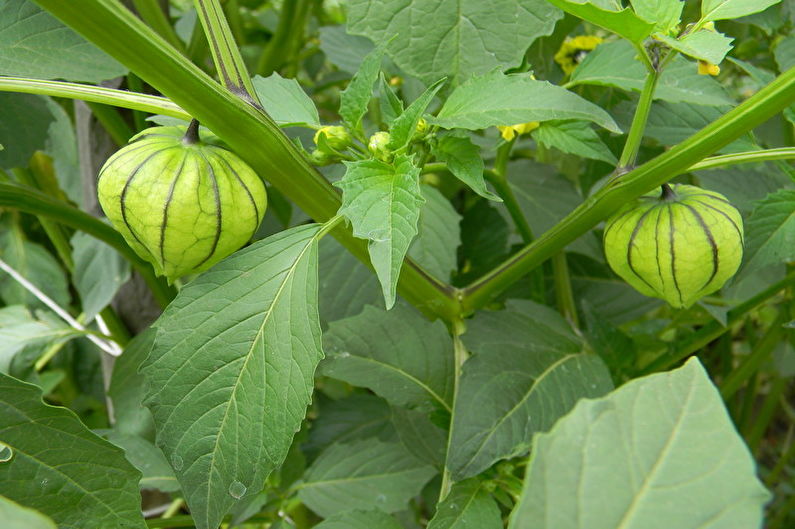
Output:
554 35 603 74
497 122 540 141
698 60 720 76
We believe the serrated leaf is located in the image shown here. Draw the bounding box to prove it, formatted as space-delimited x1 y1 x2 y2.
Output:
508 358 770 529
337 155 424 308
346 0 561 86
252 73 320 127
0 374 146 529
378 73 404 127
431 135 500 201
701 0 782 22
71 231 130 321
427 478 502 529
0 0 126 82
629 0 683 33
408 185 461 281
340 44 385 130
544 0 655 44
447 300 613 480
321 303 454 411
570 40 733 106
432 71 620 133
105 432 180 493
314 509 404 529
654 30 734 65
388 78 445 150
741 190 795 277
532 121 617 164
298 437 437 517
318 238 381 324
108 329 156 438
391 407 447 467
140 224 326 529
0 496 56 529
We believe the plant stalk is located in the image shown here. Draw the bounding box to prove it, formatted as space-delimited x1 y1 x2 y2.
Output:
617 67 659 171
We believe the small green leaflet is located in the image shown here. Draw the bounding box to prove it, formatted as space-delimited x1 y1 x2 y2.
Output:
740 189 795 278
252 73 320 128
654 30 734 65
388 78 445 151
629 0 683 34
340 44 386 131
508 358 770 529
336 155 424 308
141 224 327 529
0 374 146 529
431 136 500 201
532 121 617 164
544 0 655 44
379 73 404 127
0 496 56 529
427 478 502 529
431 71 621 133
71 231 130 321
701 0 782 22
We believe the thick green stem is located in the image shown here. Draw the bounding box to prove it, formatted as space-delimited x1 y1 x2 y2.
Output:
617 68 659 171
552 252 578 327
462 66 795 315
131 0 184 52
33 0 460 322
439 319 468 502
688 147 795 172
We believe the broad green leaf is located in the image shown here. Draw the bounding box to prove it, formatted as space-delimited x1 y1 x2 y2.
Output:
298 437 437 517
388 78 445 151
427 478 502 529
570 40 733 106
71 231 130 321
318 25 375 74
774 34 795 72
108 328 156 438
0 309 74 373
43 98 81 206
447 300 613 480
0 93 53 170
508 358 770 529
252 73 320 127
336 155 424 308
0 373 146 529
339 44 385 130
379 73 404 127
408 185 461 282
654 30 734 65
321 303 454 411
697 165 791 215
314 509 404 529
544 0 655 44
105 432 179 493
346 0 561 86
432 71 621 133
740 190 795 277
431 135 500 201
391 407 447 467
458 200 511 282
141 224 326 529
0 496 56 529
0 0 126 82
629 0 683 33
701 0 782 22
0 230 70 309
532 121 617 164
318 238 381 324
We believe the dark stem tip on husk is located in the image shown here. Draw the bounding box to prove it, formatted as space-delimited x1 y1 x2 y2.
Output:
660 183 677 201
183 118 201 145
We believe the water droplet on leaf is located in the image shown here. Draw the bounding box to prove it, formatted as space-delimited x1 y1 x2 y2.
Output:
0 442 12 462
229 480 247 499
171 455 183 471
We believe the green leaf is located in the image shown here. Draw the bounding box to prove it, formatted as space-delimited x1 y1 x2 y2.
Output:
570 40 733 106
298 437 437 517
378 73 404 127
43 98 82 207
447 300 613 480
508 358 770 529
701 0 782 22
0 229 70 309
391 407 447 467
108 329 156 438
0 373 146 529
337 155 424 308
408 185 461 282
432 71 621 133
140 224 326 529
0 93 54 170
431 135 500 201
314 509 404 529
697 165 791 215
0 308 74 373
774 35 795 72
346 0 561 86
0 496 56 529
544 0 655 44
318 25 376 75
318 238 381 324
0 0 126 82
105 432 180 493
532 121 617 164
427 478 502 529
741 190 795 277
339 44 385 130
321 303 454 411
388 78 445 151
654 30 734 65
629 0 683 33
252 73 320 128
71 231 130 321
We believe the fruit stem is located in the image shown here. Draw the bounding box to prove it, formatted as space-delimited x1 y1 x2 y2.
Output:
660 183 676 200
183 118 201 144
